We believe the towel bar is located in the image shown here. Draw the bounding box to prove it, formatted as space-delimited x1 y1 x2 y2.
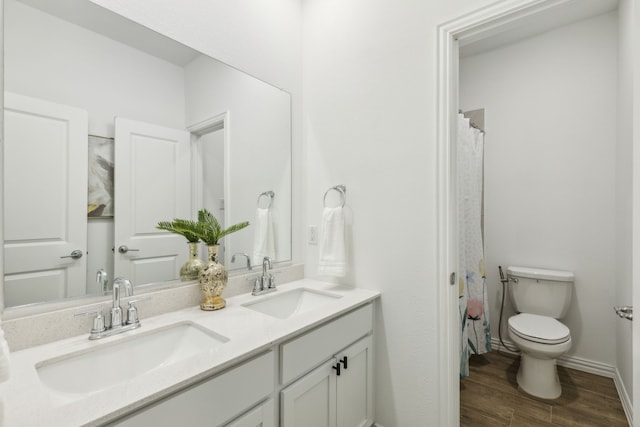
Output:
323 185 346 208
257 191 275 208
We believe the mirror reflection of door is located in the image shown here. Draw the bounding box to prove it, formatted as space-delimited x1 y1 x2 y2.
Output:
113 117 191 286
3 93 88 306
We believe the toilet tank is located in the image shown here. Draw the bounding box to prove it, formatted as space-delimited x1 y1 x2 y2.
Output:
506 266 574 319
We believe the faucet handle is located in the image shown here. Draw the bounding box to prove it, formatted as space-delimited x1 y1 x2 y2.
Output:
125 297 150 326
267 274 276 289
74 308 106 334
253 277 264 294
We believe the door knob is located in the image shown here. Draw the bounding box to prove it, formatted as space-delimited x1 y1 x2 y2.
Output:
60 249 83 260
118 245 140 254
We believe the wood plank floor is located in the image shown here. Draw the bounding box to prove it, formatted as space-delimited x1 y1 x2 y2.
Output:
460 351 629 426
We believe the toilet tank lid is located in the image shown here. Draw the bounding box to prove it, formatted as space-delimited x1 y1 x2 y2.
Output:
507 266 574 282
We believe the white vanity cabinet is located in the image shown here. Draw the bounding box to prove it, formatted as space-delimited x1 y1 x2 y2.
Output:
105 302 375 427
280 304 374 427
109 351 275 427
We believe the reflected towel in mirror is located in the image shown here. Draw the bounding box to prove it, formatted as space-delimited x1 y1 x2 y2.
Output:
253 208 276 263
318 207 347 277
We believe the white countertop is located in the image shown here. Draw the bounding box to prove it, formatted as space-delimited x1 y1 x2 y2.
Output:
0 279 379 427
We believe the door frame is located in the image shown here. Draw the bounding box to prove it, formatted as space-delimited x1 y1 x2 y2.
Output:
187 112 230 262
435 0 636 425
187 111 230 221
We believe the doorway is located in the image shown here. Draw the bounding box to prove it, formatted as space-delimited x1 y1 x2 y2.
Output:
188 113 229 263
435 0 635 425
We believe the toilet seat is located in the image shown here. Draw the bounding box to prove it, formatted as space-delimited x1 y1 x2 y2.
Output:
508 313 570 345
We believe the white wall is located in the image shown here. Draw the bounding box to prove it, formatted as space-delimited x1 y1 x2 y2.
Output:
460 12 618 364
184 55 292 266
5 0 186 136
617 0 634 404
302 0 494 424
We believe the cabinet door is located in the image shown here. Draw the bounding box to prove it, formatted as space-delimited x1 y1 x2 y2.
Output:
336 336 373 427
225 399 274 427
281 359 338 427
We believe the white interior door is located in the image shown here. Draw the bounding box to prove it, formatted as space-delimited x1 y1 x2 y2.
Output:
114 117 191 286
3 92 88 306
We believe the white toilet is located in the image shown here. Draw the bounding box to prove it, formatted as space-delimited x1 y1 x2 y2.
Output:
506 265 574 399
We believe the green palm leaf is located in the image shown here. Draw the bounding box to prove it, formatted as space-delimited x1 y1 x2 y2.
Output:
196 208 249 245
156 220 200 242
157 209 249 245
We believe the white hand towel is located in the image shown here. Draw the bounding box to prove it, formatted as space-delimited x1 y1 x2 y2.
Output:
0 319 10 384
253 207 276 263
318 207 347 277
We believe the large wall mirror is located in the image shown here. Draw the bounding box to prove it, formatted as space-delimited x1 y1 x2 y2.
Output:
3 0 292 311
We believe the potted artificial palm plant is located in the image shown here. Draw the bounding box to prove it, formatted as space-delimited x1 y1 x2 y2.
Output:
193 209 249 310
157 209 249 310
156 219 205 281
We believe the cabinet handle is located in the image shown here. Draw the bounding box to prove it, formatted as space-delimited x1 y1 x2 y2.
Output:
332 362 341 376
340 356 348 370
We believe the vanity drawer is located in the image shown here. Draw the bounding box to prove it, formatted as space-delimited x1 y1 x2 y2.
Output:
280 303 372 384
112 351 274 427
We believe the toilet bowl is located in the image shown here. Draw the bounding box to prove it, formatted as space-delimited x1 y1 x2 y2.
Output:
508 313 571 399
506 266 574 399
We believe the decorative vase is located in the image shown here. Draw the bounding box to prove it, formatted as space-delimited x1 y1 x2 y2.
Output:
198 244 228 311
180 242 206 281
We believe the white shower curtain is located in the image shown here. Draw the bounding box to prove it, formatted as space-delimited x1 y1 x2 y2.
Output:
457 113 491 378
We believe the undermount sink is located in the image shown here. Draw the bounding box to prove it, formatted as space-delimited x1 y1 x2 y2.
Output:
242 288 342 319
36 322 228 404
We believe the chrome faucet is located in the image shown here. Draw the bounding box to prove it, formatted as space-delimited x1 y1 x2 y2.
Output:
96 269 108 295
111 277 133 328
75 277 147 340
252 256 276 296
231 252 252 270
262 256 272 277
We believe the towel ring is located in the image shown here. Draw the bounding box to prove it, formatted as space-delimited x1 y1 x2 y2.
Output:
323 185 346 208
257 191 275 209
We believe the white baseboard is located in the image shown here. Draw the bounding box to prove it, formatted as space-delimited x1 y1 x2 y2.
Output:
613 368 633 426
490 337 614 376
490 338 520 355
490 338 632 426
